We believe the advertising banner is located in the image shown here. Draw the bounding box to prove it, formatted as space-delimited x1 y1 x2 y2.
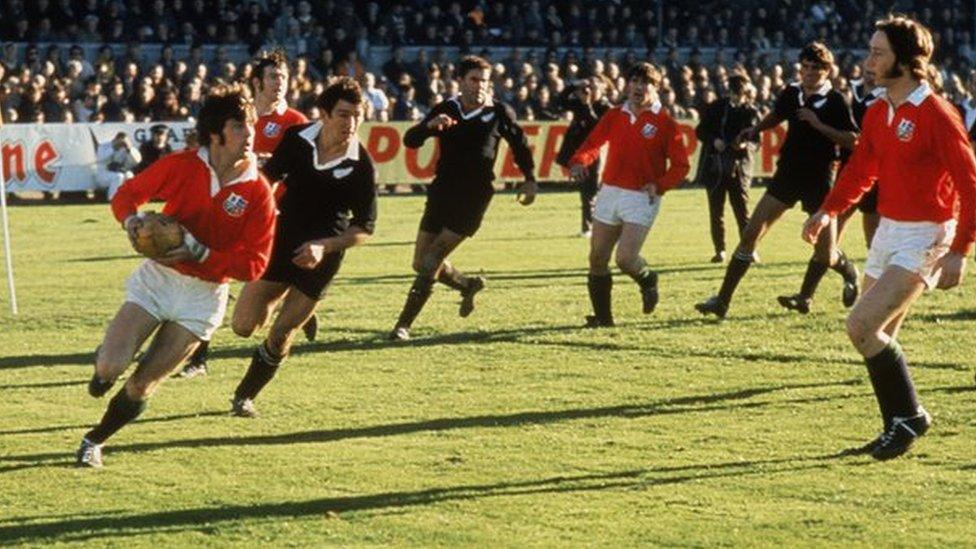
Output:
1 120 786 191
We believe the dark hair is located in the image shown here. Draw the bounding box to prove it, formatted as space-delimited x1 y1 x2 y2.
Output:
251 49 289 90
728 74 750 96
457 55 491 78
196 83 254 147
625 62 662 87
876 15 934 81
314 76 364 115
798 41 834 70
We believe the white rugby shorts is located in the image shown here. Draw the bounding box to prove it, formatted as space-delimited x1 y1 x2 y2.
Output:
864 217 956 289
593 184 662 227
124 260 229 340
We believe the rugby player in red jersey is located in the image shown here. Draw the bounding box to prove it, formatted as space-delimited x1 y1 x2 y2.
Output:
179 50 311 379
804 16 976 460
77 84 276 467
569 62 690 327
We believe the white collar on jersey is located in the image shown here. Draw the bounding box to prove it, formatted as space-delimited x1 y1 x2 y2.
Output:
298 120 361 171
852 80 884 103
905 80 932 106
621 100 662 123
885 81 933 124
274 101 287 116
196 147 258 197
449 96 494 119
794 80 832 106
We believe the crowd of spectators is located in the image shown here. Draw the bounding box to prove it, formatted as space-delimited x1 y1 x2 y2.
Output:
1 1 976 129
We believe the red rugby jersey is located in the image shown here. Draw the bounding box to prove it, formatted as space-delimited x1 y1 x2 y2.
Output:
823 82 976 255
570 102 690 193
254 103 308 155
111 148 277 283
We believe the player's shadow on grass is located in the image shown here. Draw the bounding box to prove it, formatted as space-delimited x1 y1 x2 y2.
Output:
914 309 976 323
0 379 86 390
0 451 860 544
0 410 227 437
340 265 726 287
0 378 863 469
65 254 139 263
0 351 94 370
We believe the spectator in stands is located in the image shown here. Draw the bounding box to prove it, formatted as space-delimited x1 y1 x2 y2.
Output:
388 84 415 121
94 132 140 200
362 73 390 121
134 124 173 174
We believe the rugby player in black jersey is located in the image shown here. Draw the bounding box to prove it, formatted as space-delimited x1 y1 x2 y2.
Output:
389 55 537 341
776 66 884 314
696 42 860 319
229 77 378 417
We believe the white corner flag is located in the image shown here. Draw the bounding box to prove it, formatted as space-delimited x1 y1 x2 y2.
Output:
0 109 17 315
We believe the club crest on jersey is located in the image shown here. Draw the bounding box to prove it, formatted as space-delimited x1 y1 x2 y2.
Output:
263 122 280 138
895 119 916 142
480 111 495 122
641 123 657 139
223 192 248 217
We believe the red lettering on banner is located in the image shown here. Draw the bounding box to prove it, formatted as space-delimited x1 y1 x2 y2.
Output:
676 124 698 157
405 141 439 179
34 140 59 184
1 141 26 182
761 126 786 173
539 124 567 179
501 124 539 178
366 126 400 164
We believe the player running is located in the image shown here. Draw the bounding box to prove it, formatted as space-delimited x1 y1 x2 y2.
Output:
77 84 276 467
804 15 976 460
388 55 537 341
228 77 377 418
696 42 859 319
777 66 885 314
179 50 309 379
569 62 691 327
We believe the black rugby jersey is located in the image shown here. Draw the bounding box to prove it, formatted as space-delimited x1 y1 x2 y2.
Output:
263 121 378 253
404 97 535 188
850 80 884 128
841 81 884 165
772 81 856 179
956 99 976 142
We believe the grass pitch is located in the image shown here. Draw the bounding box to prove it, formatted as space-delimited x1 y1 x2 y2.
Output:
1 189 975 546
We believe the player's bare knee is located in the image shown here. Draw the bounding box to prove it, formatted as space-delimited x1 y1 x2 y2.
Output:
265 328 293 357
232 316 259 338
845 313 874 348
615 252 639 275
123 376 155 400
589 251 610 272
95 351 128 379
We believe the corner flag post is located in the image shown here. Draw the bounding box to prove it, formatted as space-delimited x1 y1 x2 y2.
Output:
0 109 18 315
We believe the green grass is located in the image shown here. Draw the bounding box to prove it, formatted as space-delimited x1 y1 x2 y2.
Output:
1 189 975 546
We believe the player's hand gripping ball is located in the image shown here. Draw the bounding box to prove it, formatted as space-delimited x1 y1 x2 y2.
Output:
131 212 184 258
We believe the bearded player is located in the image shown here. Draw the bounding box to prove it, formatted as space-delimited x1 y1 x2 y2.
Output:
804 16 976 460
77 83 276 467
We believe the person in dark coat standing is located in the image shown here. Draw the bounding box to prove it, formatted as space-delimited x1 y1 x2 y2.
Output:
134 124 174 174
556 77 611 236
695 74 760 263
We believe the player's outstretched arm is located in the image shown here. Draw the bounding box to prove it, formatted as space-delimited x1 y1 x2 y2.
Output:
404 104 454 148
292 227 371 270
